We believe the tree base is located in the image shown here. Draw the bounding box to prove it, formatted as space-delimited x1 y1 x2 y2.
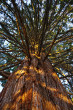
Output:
0 57 73 110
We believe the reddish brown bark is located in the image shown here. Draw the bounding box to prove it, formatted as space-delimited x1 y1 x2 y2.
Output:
0 55 73 110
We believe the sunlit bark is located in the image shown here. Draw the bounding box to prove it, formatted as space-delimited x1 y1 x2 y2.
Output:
0 55 73 110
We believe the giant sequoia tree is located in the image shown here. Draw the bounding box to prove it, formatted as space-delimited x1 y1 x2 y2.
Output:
0 0 73 110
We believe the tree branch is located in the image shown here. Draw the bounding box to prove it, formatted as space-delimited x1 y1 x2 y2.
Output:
44 26 62 60
38 0 51 55
60 75 73 79
11 0 31 59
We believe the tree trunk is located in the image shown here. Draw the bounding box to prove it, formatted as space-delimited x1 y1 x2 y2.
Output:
0 55 73 110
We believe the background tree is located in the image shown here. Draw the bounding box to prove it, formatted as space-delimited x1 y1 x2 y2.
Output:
0 0 73 110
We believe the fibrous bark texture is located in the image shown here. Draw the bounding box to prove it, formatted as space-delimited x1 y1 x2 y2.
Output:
0 55 73 110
